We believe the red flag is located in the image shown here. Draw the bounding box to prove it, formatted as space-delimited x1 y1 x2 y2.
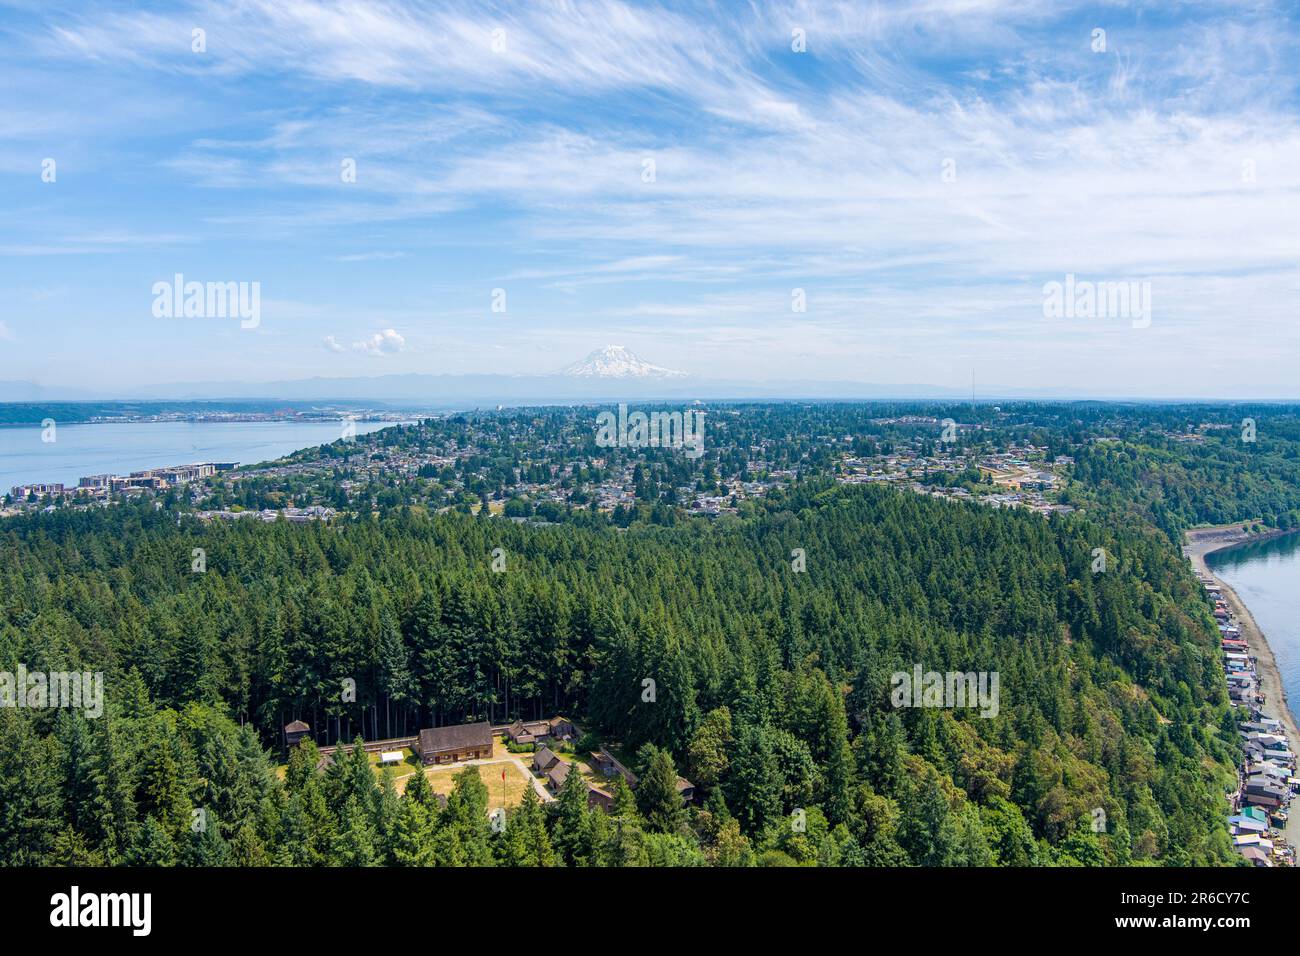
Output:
502 769 506 782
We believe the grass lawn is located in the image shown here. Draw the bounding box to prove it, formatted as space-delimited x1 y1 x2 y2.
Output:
295 736 548 809
369 747 421 775
394 760 532 808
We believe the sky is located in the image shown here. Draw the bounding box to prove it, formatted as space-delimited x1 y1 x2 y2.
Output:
1 0 1298 398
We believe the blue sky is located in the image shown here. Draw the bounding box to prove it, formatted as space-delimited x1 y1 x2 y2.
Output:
1 0 1298 397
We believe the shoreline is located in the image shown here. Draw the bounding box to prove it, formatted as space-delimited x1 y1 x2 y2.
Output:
1184 523 1300 848
1 419 410 497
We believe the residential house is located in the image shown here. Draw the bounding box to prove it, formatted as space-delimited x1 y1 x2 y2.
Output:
1243 780 1288 810
1239 846 1272 867
1229 815 1269 834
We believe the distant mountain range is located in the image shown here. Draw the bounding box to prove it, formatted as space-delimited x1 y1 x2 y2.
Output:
0 345 972 404
3 345 1290 405
559 345 686 379
0 375 967 405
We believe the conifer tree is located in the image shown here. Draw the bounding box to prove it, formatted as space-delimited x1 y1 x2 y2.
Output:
502 784 556 867
635 744 684 835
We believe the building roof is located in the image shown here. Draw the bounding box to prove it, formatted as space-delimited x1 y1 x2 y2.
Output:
1244 793 1284 809
547 760 572 789
590 749 638 785
285 720 310 733
418 720 492 756
1239 846 1270 864
1231 817 1269 833
508 718 550 737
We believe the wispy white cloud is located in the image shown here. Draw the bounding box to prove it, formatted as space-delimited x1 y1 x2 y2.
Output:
3 0 1298 393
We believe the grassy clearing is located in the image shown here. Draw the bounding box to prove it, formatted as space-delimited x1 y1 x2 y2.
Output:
395 760 531 807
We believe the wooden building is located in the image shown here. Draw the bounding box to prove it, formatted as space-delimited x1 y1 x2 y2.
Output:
506 719 553 745
546 759 572 792
418 721 493 765
533 746 561 774
543 757 616 812
284 720 311 748
505 715 577 746
590 749 638 786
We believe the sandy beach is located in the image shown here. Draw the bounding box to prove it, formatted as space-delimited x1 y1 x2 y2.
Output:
1184 524 1299 845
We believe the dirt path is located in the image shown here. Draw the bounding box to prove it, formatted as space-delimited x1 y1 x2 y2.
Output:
393 752 554 804
1184 524 1299 845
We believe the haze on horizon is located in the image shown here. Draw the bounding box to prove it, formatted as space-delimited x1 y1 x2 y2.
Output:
1 1 1299 400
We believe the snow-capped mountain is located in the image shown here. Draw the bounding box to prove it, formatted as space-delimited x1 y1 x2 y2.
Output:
560 345 687 379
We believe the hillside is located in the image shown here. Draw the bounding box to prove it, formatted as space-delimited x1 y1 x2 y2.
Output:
0 478 1238 866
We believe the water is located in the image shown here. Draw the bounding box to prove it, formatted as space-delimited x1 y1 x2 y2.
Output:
1207 532 1300 723
0 420 397 492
